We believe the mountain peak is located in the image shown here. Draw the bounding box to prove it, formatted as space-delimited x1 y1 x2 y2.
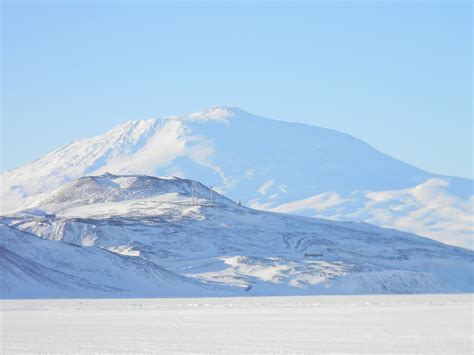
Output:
1 106 472 249
164 106 244 123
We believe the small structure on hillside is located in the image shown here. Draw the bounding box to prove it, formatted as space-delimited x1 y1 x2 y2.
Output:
209 185 214 206
191 182 199 206
191 182 217 207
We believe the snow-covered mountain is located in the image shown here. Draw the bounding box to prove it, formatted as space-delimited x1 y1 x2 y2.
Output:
1 106 472 248
0 224 217 299
1 173 473 298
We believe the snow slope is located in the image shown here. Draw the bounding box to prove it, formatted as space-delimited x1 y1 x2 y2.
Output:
0 223 220 299
1 106 472 248
2 173 472 298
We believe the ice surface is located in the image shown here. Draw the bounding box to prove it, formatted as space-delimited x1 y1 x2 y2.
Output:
1 294 472 354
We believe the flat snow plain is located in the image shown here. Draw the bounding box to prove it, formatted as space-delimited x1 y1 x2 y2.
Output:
1 294 472 354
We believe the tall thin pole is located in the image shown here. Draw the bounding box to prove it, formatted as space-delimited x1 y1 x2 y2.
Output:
191 182 199 206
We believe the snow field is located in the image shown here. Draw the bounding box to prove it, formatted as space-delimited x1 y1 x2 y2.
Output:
1 294 472 354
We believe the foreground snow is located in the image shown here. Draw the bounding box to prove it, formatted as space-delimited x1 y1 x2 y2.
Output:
1 294 472 354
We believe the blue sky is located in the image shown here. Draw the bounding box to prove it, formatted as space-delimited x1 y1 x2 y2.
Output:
1 1 472 178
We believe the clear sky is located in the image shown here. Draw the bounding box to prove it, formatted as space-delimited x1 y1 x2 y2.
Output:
1 1 472 178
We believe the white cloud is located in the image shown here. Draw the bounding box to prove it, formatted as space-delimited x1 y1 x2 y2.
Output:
0 188 25 214
95 120 187 175
167 107 234 123
271 192 345 213
357 178 473 249
248 198 277 210
92 120 234 191
268 193 279 200
187 139 215 165
258 179 275 195
259 178 473 250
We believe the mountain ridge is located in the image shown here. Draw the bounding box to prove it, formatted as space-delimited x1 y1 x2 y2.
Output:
1 106 472 248
2 173 472 298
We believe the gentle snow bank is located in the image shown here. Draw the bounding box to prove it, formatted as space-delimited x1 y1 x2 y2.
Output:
1 294 472 354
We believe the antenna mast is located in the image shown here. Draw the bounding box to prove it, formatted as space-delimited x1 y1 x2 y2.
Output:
191 182 199 206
